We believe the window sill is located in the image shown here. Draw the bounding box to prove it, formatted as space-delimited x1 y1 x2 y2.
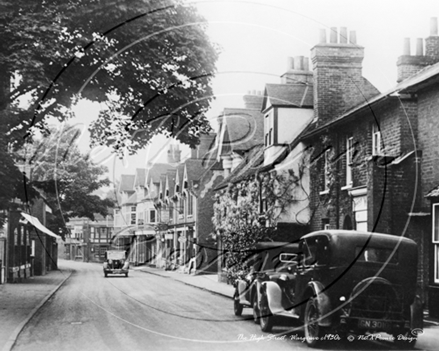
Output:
319 190 330 196
341 184 353 191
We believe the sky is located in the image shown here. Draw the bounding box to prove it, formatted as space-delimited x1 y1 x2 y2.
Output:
69 0 439 191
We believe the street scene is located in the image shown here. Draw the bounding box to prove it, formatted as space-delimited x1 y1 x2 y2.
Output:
0 0 439 350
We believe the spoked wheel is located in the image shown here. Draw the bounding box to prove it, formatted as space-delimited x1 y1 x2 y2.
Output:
233 291 243 316
259 296 274 332
252 294 260 324
304 297 324 348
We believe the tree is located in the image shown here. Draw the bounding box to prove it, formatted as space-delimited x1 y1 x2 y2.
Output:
1 0 218 151
0 0 218 217
21 126 114 237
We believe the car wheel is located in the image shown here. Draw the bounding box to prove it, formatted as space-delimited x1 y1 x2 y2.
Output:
393 330 417 349
233 291 243 316
259 296 274 332
125 273 128 277
252 294 260 324
104 273 108 278
304 297 324 348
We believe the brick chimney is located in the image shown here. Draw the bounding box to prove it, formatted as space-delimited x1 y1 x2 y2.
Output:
397 17 439 83
311 27 366 126
280 56 313 84
243 90 264 110
167 144 181 164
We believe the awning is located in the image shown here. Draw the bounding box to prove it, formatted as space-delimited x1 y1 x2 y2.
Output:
21 212 61 239
135 225 156 236
112 226 136 238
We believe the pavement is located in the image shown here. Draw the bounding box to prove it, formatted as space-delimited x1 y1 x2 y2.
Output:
0 261 438 351
0 267 72 351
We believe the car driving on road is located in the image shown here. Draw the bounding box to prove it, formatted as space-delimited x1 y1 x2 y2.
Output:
103 250 129 277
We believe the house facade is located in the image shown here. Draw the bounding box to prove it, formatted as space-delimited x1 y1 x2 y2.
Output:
64 214 114 263
301 21 438 317
154 134 223 274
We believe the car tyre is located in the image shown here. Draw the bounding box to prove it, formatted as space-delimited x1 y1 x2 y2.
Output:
104 273 108 278
252 293 260 324
233 291 243 316
259 296 274 332
304 297 325 348
125 273 128 277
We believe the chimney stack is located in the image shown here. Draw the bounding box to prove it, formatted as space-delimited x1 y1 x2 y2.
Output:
243 90 264 109
280 55 313 84
311 27 370 126
167 144 181 164
397 17 438 83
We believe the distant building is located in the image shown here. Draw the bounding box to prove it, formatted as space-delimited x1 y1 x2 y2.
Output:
64 213 114 263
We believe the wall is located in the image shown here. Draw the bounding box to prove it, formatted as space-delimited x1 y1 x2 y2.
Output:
277 108 314 144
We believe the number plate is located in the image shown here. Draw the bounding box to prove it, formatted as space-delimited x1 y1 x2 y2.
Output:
358 319 390 330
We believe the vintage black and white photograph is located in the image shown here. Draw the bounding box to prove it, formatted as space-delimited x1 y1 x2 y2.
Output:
0 0 438 350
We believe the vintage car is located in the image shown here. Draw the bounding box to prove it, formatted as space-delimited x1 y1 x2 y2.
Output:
233 230 423 348
233 241 300 323
103 250 129 277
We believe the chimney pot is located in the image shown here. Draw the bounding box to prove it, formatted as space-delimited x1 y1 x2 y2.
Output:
303 57 309 71
340 27 348 43
416 38 423 55
330 27 338 43
349 30 357 44
430 17 438 36
403 38 411 55
294 56 303 70
287 56 294 70
319 29 327 43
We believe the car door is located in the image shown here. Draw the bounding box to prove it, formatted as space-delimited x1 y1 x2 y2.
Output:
293 236 330 312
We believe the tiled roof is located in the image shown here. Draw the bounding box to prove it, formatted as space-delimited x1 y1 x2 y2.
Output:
146 163 176 185
134 168 146 187
426 186 439 198
264 83 313 108
302 64 438 139
119 174 135 192
214 144 265 190
165 168 177 198
220 108 264 154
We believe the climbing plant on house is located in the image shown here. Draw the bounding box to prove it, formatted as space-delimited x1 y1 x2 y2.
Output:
212 163 306 282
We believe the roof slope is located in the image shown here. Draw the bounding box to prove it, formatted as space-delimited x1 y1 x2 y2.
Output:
146 163 176 185
220 107 264 154
264 83 313 108
119 174 136 192
302 63 439 139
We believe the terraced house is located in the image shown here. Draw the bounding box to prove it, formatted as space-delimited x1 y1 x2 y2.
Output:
301 20 439 317
212 18 438 317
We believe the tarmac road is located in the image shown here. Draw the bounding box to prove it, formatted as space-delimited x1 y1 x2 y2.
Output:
10 260 438 351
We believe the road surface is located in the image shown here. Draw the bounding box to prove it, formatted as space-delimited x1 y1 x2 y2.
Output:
13 260 422 351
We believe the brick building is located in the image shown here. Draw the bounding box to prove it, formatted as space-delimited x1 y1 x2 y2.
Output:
154 134 223 274
301 20 438 316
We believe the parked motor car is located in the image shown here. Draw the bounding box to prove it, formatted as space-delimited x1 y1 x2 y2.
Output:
233 241 300 324
103 250 129 277
233 230 423 348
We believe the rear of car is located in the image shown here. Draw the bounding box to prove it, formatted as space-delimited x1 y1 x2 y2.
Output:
103 250 129 277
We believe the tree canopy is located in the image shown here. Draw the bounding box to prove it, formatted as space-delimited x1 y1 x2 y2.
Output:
0 0 219 222
1 0 219 153
21 126 114 237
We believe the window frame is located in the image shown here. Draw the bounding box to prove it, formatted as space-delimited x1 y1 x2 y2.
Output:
187 194 194 217
433 203 439 284
149 209 157 224
372 123 383 156
346 137 354 186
